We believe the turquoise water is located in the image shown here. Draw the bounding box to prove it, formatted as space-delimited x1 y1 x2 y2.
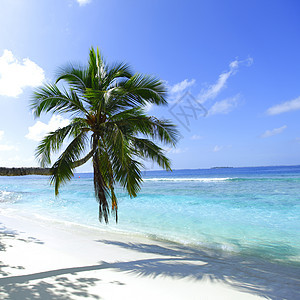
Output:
0 165 299 264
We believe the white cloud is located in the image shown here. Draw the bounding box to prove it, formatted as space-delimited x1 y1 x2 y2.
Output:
0 130 19 151
144 102 154 112
167 79 196 104
169 147 188 154
198 57 253 103
26 115 70 142
164 145 188 154
261 125 287 138
208 95 240 116
169 79 196 95
267 96 300 115
198 70 233 103
191 134 202 140
77 0 91 6
0 144 18 151
0 50 45 98
167 57 252 111
213 145 223 152
0 155 36 167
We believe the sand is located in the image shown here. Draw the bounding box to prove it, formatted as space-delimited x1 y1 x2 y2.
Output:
0 209 299 300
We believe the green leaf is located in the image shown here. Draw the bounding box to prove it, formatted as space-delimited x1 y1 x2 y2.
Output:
50 132 88 195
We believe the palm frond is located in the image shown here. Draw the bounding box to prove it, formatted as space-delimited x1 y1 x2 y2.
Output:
119 74 168 107
101 122 143 197
112 154 143 197
56 64 87 92
84 88 106 112
104 62 133 89
88 47 108 90
147 117 179 146
132 138 171 170
109 108 179 146
50 132 88 195
35 119 88 167
31 83 88 117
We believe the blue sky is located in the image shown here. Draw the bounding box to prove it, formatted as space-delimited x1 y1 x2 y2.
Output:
0 0 299 171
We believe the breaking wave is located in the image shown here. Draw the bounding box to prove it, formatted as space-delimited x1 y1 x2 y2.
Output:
143 177 300 182
143 177 231 182
0 191 22 203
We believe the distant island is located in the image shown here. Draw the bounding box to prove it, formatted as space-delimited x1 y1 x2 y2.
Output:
210 167 234 169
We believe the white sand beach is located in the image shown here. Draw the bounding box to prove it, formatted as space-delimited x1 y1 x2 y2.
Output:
0 210 299 300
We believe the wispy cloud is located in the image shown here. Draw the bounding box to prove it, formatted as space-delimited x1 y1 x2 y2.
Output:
26 115 70 142
198 57 253 103
169 79 196 95
169 147 188 154
167 57 252 118
213 145 223 152
0 131 18 151
0 145 18 151
267 96 300 115
0 155 35 167
76 0 92 6
167 79 196 104
0 50 45 98
191 134 202 140
208 94 240 116
261 125 287 138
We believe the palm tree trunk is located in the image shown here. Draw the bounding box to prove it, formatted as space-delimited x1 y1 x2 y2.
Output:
0 149 95 176
91 134 109 223
93 153 109 223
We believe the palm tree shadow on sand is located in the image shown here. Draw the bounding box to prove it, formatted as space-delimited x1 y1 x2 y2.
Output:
94 239 300 300
0 223 103 300
0 224 299 299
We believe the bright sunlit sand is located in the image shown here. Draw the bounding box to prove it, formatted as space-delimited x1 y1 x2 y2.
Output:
0 210 299 300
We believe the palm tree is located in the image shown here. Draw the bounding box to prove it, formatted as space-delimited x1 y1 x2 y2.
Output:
26 47 178 223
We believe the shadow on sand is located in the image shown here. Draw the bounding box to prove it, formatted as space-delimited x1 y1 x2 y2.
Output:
0 223 102 299
0 223 299 299
93 239 300 300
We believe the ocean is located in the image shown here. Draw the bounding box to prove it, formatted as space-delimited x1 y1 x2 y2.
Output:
0 165 299 265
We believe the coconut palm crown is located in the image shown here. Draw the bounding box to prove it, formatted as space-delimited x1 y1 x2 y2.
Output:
31 47 179 223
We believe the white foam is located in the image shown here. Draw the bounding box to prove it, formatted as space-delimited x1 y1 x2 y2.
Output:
0 191 21 203
143 177 231 182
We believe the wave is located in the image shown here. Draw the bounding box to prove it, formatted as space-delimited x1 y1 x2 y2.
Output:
144 177 231 182
229 177 300 182
143 177 300 182
0 191 22 203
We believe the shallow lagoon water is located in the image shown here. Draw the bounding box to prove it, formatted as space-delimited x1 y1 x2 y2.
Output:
0 165 299 264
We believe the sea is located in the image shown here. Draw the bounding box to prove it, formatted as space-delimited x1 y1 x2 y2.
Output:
0 165 299 265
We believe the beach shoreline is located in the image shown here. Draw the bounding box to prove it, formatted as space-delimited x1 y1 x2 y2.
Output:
0 209 299 299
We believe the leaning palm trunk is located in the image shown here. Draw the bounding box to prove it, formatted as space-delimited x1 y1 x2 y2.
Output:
93 152 110 223
92 133 110 222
